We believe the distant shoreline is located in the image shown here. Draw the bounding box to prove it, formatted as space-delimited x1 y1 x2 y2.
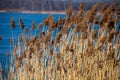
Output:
0 10 66 14
0 10 102 16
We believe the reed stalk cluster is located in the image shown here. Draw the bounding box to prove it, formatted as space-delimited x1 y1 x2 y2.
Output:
0 3 120 80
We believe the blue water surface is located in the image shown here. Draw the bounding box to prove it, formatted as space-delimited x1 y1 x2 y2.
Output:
0 12 66 69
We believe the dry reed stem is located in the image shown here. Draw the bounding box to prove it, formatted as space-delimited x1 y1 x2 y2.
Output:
4 3 120 80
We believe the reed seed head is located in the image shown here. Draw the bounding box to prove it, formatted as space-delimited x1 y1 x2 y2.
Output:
10 18 15 29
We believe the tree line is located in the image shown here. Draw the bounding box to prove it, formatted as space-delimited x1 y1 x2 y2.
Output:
0 0 119 11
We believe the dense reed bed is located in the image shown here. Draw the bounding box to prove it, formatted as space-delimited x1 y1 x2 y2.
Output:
0 3 120 80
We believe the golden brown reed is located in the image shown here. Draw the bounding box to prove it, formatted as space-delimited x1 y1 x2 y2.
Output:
10 18 15 29
48 16 57 30
37 51 43 59
79 3 84 10
100 10 108 23
44 15 52 26
66 6 73 17
24 37 29 47
5 3 120 80
92 30 97 40
31 21 35 30
56 31 62 43
107 29 115 43
49 49 53 57
19 35 23 43
93 16 99 24
37 23 42 30
44 31 53 44
57 17 64 27
19 18 24 29
100 3 107 13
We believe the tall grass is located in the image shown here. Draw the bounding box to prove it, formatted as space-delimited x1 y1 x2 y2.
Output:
0 3 120 80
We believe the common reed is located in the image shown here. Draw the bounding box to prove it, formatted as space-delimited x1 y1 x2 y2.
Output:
10 18 15 29
19 18 25 30
1 3 120 80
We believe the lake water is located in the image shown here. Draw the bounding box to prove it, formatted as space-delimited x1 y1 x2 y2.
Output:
0 12 66 69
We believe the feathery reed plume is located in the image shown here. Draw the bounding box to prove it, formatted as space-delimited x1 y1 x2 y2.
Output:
19 35 23 43
57 17 64 27
107 29 115 42
44 31 53 43
75 23 82 32
19 17 24 30
75 8 83 24
57 52 61 62
107 49 115 60
24 37 29 47
82 31 88 39
44 15 52 26
31 21 35 30
79 3 84 10
87 39 92 47
16 60 22 70
98 60 104 69
10 18 15 29
106 20 115 32
33 44 39 51
13 47 17 56
50 49 53 57
116 5 120 19
37 51 43 59
56 31 62 43
66 59 72 69
93 16 99 24
21 50 26 59
91 3 99 12
49 16 57 30
100 3 107 13
98 44 104 52
57 61 63 72
99 36 107 44
44 18 49 26
37 23 42 29
92 31 97 39
66 6 73 17
100 10 108 23
0 36 2 41
30 36 37 44
62 23 68 34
